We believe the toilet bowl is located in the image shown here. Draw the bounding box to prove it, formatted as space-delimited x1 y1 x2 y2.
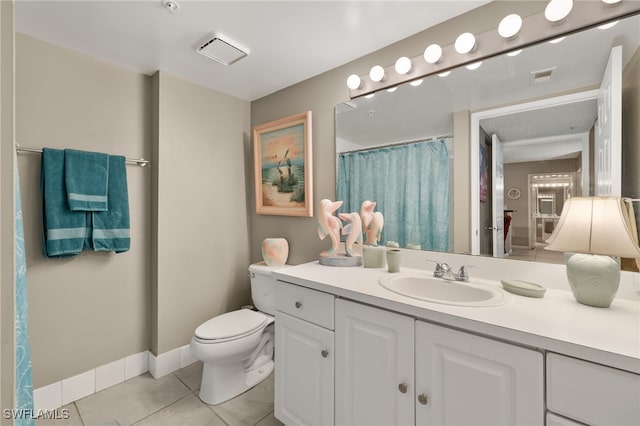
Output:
190 262 284 405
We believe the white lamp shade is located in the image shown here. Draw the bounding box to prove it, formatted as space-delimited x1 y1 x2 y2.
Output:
346 74 361 90
395 57 412 75
369 65 385 82
455 33 476 54
545 0 573 23
424 44 443 64
498 14 523 39
545 197 640 257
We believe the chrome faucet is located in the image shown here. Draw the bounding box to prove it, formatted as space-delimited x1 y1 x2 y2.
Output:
427 260 471 282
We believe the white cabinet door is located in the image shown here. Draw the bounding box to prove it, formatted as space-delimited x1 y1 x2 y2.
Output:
415 320 543 426
275 311 334 426
335 299 415 426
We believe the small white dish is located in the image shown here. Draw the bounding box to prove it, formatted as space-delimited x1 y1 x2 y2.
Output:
501 279 546 298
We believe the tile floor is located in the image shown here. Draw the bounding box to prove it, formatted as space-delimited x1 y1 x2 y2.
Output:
37 362 283 426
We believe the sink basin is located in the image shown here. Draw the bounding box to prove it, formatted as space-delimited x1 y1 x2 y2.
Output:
379 273 510 307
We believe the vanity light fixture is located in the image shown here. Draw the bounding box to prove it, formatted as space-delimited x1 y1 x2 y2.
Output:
466 61 483 70
506 49 523 57
545 0 574 23
423 44 443 64
438 71 451 77
602 0 622 4
498 14 523 39
387 87 398 93
548 36 566 44
455 32 477 54
369 65 386 82
347 74 362 90
365 93 375 99
395 57 413 75
410 79 423 87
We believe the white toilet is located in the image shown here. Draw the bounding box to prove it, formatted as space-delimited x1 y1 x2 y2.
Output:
190 262 285 405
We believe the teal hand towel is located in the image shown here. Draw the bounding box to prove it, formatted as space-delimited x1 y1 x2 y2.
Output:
41 148 88 258
92 155 130 253
64 149 109 211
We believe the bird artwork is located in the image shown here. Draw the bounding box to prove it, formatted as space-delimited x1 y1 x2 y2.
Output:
360 200 384 246
317 199 343 256
338 212 363 257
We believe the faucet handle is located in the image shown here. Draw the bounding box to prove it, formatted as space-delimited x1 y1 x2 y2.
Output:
456 265 476 282
426 259 448 278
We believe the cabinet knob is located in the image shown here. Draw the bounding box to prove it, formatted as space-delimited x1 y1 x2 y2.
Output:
295 301 302 309
417 393 428 405
398 383 408 394
321 350 329 358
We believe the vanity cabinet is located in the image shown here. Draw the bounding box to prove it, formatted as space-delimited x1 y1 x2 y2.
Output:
335 299 415 426
415 320 544 425
546 353 640 425
333 299 543 426
274 282 335 426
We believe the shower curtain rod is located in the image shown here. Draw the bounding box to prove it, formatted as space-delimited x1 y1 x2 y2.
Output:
15 144 150 167
338 134 452 155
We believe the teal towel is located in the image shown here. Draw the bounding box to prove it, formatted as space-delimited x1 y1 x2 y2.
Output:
41 148 88 258
64 149 109 211
92 155 130 253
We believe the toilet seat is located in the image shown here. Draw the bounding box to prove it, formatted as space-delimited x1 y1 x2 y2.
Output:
194 310 268 343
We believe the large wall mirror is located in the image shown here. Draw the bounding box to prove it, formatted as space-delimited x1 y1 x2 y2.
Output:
335 12 640 265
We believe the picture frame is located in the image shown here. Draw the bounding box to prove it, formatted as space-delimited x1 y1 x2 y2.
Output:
253 111 313 217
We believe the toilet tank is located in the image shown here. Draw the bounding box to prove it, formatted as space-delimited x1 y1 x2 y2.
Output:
249 262 287 315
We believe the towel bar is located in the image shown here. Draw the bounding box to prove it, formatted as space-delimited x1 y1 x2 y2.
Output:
15 144 150 167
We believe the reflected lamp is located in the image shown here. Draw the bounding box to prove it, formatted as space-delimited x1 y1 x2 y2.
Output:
545 197 640 308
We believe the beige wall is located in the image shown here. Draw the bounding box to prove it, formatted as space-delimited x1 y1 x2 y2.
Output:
153 71 251 354
16 34 152 387
1 0 16 415
249 1 546 264
15 36 252 386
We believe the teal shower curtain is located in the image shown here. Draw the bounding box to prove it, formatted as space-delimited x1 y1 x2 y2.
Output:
14 150 34 425
337 139 450 251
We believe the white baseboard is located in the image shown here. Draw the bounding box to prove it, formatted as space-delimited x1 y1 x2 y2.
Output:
34 344 195 410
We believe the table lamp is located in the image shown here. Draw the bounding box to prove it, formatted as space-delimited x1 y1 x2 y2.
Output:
545 197 640 308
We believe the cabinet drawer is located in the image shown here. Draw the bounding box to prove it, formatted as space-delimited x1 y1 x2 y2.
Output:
276 281 335 330
547 353 640 425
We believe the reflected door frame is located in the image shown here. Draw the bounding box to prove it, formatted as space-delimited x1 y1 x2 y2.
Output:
470 89 598 256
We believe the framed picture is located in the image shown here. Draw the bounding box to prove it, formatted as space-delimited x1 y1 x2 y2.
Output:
253 111 313 217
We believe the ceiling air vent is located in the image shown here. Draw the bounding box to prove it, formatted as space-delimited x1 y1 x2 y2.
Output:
531 67 556 84
197 34 248 66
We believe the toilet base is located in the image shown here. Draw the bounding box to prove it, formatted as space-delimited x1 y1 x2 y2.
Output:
199 358 274 405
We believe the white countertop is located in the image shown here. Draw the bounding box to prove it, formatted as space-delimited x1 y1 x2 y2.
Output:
273 261 640 374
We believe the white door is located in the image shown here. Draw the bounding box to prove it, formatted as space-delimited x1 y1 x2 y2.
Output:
492 134 505 257
275 312 334 426
594 45 622 196
335 299 414 426
415 320 543 425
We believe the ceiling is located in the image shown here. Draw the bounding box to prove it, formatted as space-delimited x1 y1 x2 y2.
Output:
15 0 490 102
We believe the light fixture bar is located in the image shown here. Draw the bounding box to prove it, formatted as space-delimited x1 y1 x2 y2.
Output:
348 0 639 98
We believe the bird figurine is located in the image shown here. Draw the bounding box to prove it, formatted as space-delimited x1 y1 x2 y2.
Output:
360 200 384 246
338 212 363 257
317 199 343 256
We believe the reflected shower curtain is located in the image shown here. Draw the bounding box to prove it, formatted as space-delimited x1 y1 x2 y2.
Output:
337 139 450 251
14 150 34 425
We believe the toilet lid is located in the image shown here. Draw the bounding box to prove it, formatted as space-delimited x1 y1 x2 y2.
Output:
195 309 268 341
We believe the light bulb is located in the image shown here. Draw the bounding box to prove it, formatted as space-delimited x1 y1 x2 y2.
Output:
545 0 573 23
498 14 523 39
365 93 375 99
410 79 423 87
455 32 476 54
423 44 443 64
369 65 385 82
387 87 398 93
598 20 619 30
346 74 362 90
548 36 566 44
394 57 412 75
507 49 523 57
438 71 451 77
466 61 482 70
602 0 621 4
